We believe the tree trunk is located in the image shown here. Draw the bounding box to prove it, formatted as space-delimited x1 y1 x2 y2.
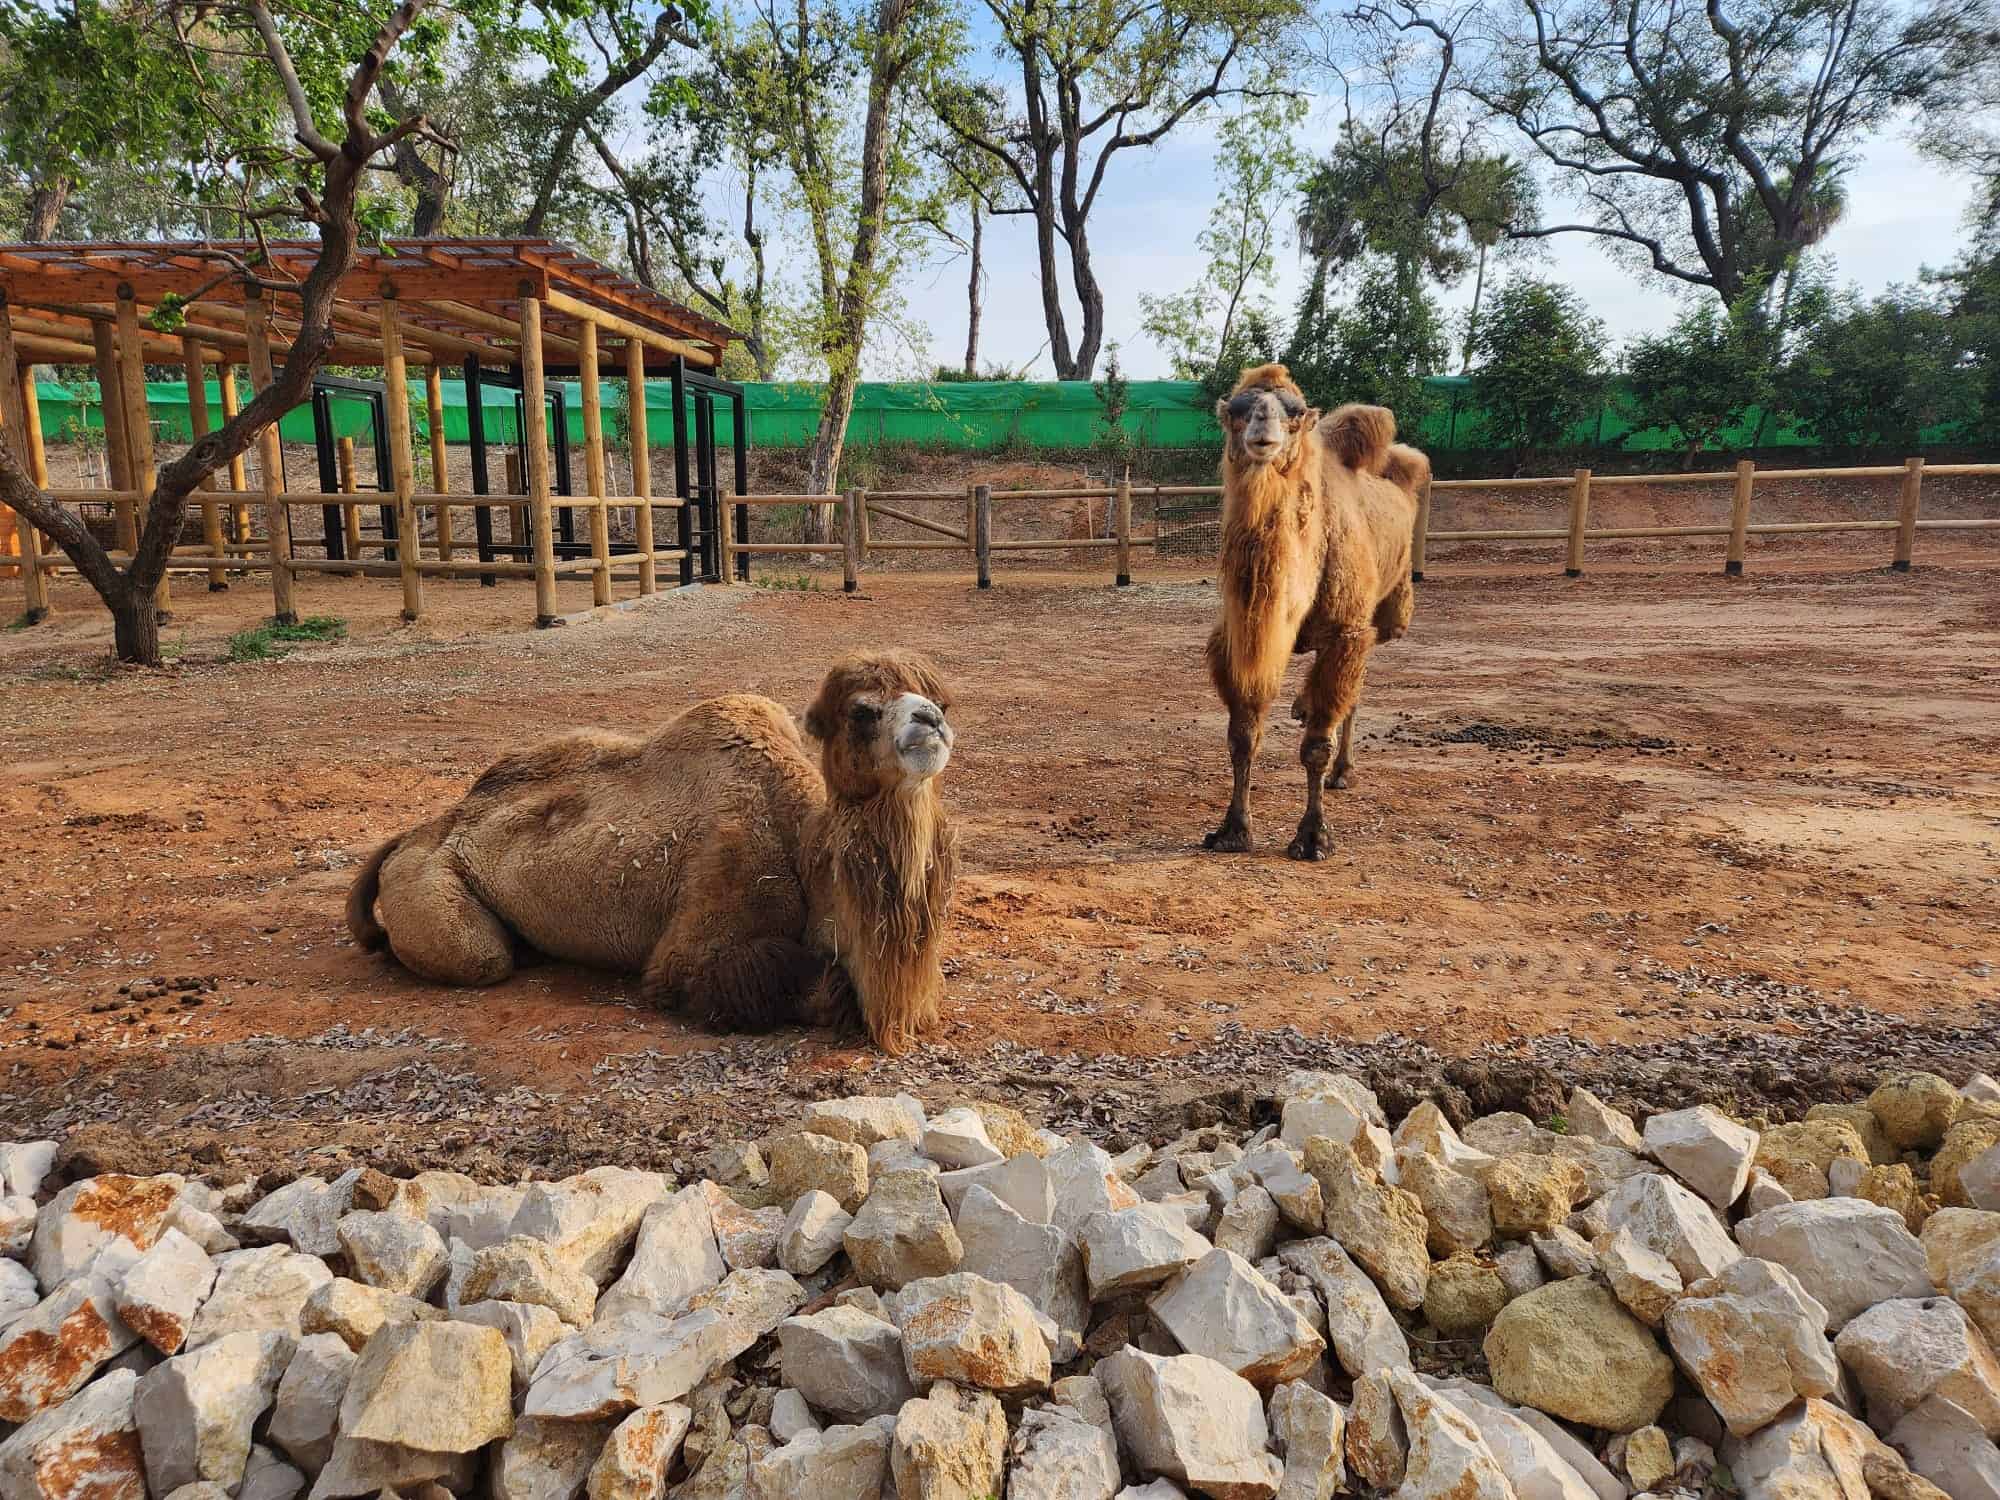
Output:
963 200 983 378
1067 214 1105 379
108 582 161 666
1462 243 1488 373
803 366 855 539
24 176 69 240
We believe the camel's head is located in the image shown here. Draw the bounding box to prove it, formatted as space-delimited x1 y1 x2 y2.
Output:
805 650 956 798
1216 364 1318 469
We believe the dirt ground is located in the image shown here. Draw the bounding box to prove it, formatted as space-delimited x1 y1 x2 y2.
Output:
3 523 1998 1185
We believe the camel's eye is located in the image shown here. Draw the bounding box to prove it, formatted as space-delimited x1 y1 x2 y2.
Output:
849 702 881 726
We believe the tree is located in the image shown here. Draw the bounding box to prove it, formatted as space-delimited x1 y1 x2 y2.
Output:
1467 275 1604 467
1780 283 1979 450
0 0 563 665
739 0 961 516
934 0 1301 380
1469 0 1988 314
1623 300 1772 466
1282 257 1445 425
1140 98 1305 383
923 79 1012 378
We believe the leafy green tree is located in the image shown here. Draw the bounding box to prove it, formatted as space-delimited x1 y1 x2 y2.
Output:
1780 284 1980 450
933 0 1303 379
1282 259 1445 429
1623 300 1773 466
1141 99 1306 385
1467 276 1605 468
1469 0 1986 315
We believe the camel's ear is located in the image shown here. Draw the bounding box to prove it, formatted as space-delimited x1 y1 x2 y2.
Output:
1213 396 1231 426
804 670 847 741
1297 406 1322 430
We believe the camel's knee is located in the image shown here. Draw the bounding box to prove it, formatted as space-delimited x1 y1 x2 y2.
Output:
1301 734 1333 772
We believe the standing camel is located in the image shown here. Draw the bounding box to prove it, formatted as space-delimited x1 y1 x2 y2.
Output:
1203 364 1429 860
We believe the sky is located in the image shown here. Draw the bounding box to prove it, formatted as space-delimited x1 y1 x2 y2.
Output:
878 110 1983 381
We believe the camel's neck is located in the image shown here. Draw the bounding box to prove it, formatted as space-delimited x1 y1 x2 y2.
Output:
803 784 956 1052
1222 437 1325 570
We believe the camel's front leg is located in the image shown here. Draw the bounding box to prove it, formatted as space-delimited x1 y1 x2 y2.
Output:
1329 707 1357 790
1203 626 1266 853
1289 628 1371 861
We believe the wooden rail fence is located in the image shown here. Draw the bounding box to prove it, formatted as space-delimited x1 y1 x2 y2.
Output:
721 458 2000 591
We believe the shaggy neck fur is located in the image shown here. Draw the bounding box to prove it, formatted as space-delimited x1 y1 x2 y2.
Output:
1220 421 1328 702
804 782 956 1054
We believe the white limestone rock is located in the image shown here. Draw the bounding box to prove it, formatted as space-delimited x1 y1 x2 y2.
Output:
0 1142 56 1201
298 1277 441 1352
1267 1380 1344 1500
335 1209 448 1298
133 1329 292 1495
1737 1198 1934 1330
1275 1237 1410 1377
1006 1407 1121 1500
1080 1204 1212 1301
33 1173 189 1290
1383 1370 1512 1500
1641 1106 1758 1212
1835 1295 2000 1435
1097 1348 1283 1500
267 1333 355 1476
1599 1171 1741 1285
466 1235 600 1327
1889 1394 2000 1500
890 1381 1006 1500
921 1108 1005 1170
113 1226 214 1355
510 1167 671 1285
801 1096 926 1150
893 1272 1053 1395
778 1305 915 1420
778 1190 853 1277
844 1171 963 1291
1046 1141 1142 1239
239 1173 362 1259
0 1366 147 1500
1663 1256 1840 1436
0 1253 140 1423
588 1403 693 1500
1593 1227 1683 1329
184 1245 332 1350
490 1416 615 1500
1149 1250 1324 1390
749 1419 894 1500
953 1184 1087 1362
597 1188 727 1323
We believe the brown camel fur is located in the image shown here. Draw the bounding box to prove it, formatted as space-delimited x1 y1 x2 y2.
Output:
345 650 958 1054
1204 363 1428 860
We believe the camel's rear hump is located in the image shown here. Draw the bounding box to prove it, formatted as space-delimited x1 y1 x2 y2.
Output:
1324 404 1395 472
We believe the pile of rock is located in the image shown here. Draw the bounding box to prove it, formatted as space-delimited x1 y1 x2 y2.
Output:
4 1068 2000 1500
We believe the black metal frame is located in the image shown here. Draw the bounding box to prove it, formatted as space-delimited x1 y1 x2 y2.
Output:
462 356 577 584
308 375 391 560
667 356 747 584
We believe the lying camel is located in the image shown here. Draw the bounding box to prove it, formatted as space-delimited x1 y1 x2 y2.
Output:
1205 364 1428 860
345 650 958 1054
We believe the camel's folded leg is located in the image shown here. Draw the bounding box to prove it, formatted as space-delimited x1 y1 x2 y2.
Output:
374 847 516 986
642 929 827 1033
1290 627 1372 862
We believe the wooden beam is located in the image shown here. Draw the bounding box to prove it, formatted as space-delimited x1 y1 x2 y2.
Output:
542 287 715 367
92 319 136 549
420 299 577 358
427 363 451 560
1 264 544 306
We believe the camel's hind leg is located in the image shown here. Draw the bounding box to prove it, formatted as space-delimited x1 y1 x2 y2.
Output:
374 846 516 985
1289 627 1372 862
1203 624 1267 853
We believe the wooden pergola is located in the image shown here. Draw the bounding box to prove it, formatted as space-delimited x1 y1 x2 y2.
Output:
0 237 738 627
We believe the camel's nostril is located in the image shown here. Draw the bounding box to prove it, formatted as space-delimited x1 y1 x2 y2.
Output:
912 706 943 730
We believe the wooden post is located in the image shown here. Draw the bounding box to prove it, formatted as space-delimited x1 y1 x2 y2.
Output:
519 291 559 626
115 289 168 614
217 364 250 553
427 363 452 561
1114 467 1133 587
1564 467 1591 577
577 320 612 607
974 483 992 589
91 319 135 551
1411 471 1433 581
842 486 862 593
12 338 52 621
1725 459 1754 576
505 451 526 559
180 335 228 590
378 296 423 621
625 339 656 594
0 301 48 619
1893 456 1923 572
857 486 871 553
244 286 297 623
965 484 977 559
336 435 361 573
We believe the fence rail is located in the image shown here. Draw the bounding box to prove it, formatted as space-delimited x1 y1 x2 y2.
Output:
712 456 1996 591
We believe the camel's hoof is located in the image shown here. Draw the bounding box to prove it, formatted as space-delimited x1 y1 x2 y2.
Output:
1327 769 1353 791
1203 819 1252 854
1286 819 1328 861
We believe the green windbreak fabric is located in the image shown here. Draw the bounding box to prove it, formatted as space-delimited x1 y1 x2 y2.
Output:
22 374 1942 453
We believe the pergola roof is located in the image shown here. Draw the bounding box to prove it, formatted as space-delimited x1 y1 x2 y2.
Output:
0 237 735 372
